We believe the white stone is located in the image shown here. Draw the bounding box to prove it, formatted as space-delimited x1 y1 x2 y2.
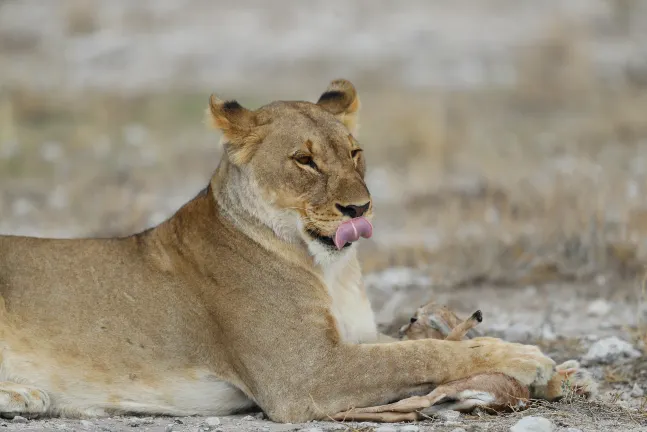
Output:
374 427 398 432
450 429 467 432
204 417 221 426
12 416 28 424
242 415 255 421
510 416 555 432
399 426 420 432
80 420 93 428
436 409 461 422
582 337 641 365
587 299 611 316
631 383 644 397
540 323 557 341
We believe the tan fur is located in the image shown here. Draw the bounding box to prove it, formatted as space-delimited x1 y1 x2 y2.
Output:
0 80 557 422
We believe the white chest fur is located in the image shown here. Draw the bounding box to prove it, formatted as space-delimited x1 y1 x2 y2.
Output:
322 250 378 343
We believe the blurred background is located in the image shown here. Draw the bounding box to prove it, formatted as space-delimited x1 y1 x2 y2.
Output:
2 1 647 338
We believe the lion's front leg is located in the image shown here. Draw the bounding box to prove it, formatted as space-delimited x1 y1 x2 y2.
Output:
334 303 597 422
266 337 556 423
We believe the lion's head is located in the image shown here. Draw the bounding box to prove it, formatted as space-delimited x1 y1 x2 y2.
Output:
207 79 373 263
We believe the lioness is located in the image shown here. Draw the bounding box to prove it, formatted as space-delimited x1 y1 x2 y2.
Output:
0 79 556 422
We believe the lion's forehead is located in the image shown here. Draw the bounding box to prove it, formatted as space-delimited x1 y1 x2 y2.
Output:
259 102 352 145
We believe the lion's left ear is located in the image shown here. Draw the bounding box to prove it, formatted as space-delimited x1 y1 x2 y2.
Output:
206 95 261 165
316 79 361 136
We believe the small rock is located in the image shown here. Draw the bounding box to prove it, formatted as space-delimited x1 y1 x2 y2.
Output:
588 298 611 316
374 427 398 432
450 429 467 432
582 336 641 365
126 417 141 427
564 429 583 432
242 415 255 421
12 416 28 424
631 383 644 397
436 409 461 422
399 426 420 432
298 428 322 432
204 417 221 427
165 424 174 432
80 419 93 428
540 323 556 341
509 416 554 432
254 412 265 420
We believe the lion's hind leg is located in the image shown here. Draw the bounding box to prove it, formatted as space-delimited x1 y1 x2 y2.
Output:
0 381 50 419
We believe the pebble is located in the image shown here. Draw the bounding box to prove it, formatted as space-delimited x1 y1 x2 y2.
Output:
631 383 644 397
399 426 420 432
540 323 556 341
587 299 611 316
509 416 555 432
12 416 28 424
204 417 221 427
80 419 93 428
242 415 255 421
297 428 322 432
254 412 265 419
564 429 583 432
374 426 397 432
582 336 641 365
436 409 461 422
165 424 174 432
450 429 467 432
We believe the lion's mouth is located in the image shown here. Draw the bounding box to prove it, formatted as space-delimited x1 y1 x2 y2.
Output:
306 217 373 250
306 228 351 249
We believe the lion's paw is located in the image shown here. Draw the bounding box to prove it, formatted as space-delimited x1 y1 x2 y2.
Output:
466 337 556 388
555 360 598 399
0 382 50 419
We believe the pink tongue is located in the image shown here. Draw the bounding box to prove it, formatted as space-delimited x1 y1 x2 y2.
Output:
334 217 373 250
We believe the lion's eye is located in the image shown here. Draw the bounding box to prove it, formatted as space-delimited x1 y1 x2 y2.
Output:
351 149 362 159
295 155 318 170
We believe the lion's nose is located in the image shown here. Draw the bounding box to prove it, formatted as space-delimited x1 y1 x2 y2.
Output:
335 202 370 218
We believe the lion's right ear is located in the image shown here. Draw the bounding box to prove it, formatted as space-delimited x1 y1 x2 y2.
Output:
316 79 361 135
206 95 259 165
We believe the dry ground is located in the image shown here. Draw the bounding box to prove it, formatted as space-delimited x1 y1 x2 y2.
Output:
1 1 647 431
